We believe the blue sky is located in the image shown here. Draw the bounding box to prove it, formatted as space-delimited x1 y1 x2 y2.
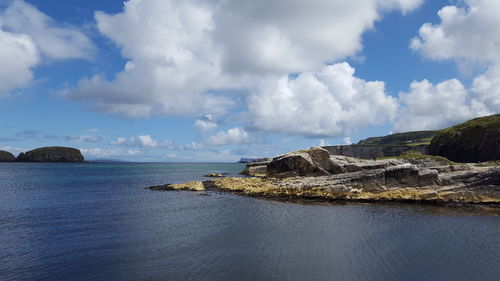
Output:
0 0 499 161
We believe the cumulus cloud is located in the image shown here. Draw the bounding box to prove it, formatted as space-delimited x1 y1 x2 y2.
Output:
0 29 39 96
411 0 500 64
62 0 422 124
0 0 94 97
397 0 500 131
61 0 232 118
395 79 483 131
207 127 249 146
318 139 330 146
0 0 95 60
246 63 398 137
195 114 218 132
110 135 172 149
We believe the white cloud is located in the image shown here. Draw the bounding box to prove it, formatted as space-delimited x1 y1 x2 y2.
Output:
318 139 330 146
246 63 398 137
0 0 95 60
80 148 121 159
0 29 39 96
127 149 141 155
411 0 500 64
207 127 249 146
396 0 500 131
343 137 353 145
195 114 218 132
62 0 422 124
110 135 172 148
0 0 94 97
61 0 233 118
378 0 424 14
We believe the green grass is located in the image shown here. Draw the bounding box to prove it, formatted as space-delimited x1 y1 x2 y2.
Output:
357 130 440 146
433 114 500 146
378 151 457 165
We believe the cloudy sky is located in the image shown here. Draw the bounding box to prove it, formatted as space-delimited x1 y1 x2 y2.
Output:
0 0 498 161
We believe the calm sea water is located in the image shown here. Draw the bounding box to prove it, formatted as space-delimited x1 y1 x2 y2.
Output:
0 162 499 281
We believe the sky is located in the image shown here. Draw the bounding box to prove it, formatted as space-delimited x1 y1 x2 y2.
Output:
0 0 499 162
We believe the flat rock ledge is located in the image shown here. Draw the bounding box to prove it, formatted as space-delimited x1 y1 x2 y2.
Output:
149 167 500 204
149 148 500 205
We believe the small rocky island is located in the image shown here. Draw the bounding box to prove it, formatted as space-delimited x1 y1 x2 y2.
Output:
8 146 85 162
150 115 500 205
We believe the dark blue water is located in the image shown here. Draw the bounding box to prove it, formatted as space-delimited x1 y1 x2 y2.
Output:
0 162 499 281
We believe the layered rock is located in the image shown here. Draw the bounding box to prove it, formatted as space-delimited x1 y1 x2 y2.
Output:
150 147 500 204
240 158 271 176
16 147 84 163
0 150 16 162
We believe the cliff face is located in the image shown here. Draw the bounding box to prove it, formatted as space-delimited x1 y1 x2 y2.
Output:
429 114 500 163
0 150 16 162
16 147 84 163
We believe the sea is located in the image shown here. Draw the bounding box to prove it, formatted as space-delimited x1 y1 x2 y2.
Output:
0 162 499 281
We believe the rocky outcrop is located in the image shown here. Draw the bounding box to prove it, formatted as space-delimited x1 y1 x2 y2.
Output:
150 148 500 204
240 158 271 176
0 150 16 162
429 114 500 163
16 146 84 163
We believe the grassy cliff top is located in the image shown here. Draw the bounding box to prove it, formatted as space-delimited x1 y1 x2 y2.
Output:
435 114 500 144
357 130 440 146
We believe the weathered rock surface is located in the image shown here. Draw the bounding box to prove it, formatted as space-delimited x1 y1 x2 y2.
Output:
16 146 84 162
429 114 500 163
0 150 16 162
240 158 271 176
150 148 500 204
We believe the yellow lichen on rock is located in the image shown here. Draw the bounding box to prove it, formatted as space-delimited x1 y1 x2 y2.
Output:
210 177 281 195
150 181 205 191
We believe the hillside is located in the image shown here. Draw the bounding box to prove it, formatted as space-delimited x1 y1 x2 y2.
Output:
357 130 440 146
429 114 500 162
0 150 16 162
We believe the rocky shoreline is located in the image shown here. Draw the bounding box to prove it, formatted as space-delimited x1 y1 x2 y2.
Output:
149 147 500 205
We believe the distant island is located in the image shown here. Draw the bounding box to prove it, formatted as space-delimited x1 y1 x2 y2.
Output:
1 146 84 163
150 114 500 205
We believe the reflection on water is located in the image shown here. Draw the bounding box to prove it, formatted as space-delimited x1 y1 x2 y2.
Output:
0 163 499 281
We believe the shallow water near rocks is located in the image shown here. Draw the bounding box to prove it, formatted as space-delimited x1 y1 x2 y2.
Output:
1 162 499 281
